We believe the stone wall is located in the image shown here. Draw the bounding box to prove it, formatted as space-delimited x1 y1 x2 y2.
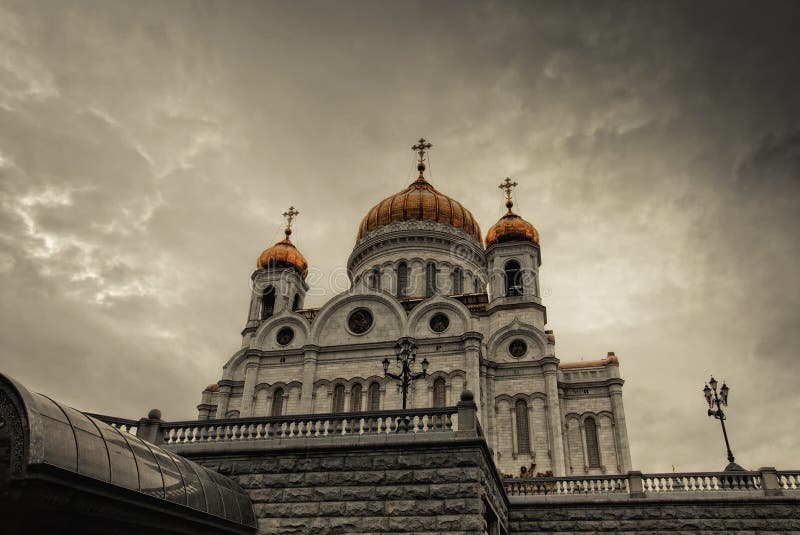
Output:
175 433 508 535
509 498 800 534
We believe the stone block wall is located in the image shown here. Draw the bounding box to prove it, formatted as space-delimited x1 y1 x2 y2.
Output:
509 498 800 534
180 434 508 535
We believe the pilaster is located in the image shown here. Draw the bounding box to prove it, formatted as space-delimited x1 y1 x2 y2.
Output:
215 386 231 419
543 362 566 475
463 332 483 422
299 345 320 413
609 383 633 472
240 362 259 417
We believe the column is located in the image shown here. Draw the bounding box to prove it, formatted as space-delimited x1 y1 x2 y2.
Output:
479 363 489 429
527 401 536 462
542 362 566 475
579 421 589 472
299 346 319 413
542 401 553 470
463 333 483 423
509 407 518 459
560 390 571 474
609 383 633 472
239 362 259 417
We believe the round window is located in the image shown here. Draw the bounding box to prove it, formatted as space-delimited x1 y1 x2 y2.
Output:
348 308 374 334
509 339 528 358
429 313 450 333
276 327 295 346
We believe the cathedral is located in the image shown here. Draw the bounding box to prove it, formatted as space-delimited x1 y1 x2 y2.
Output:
196 139 633 478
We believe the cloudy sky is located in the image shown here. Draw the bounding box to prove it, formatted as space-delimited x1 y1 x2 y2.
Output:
1 0 798 472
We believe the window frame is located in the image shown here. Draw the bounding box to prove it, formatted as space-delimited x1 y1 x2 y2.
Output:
515 399 531 454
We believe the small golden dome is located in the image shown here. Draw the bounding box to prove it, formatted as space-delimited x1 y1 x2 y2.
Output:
204 383 220 393
485 212 539 247
257 206 308 278
357 176 481 242
256 232 309 279
486 179 538 247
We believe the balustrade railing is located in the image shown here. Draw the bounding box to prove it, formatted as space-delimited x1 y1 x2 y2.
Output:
504 475 628 496
778 471 800 491
160 406 457 445
503 468 800 498
86 413 140 436
642 472 761 492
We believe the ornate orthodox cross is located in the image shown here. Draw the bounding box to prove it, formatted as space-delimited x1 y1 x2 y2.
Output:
412 138 433 164
282 206 299 239
498 177 518 202
282 206 299 229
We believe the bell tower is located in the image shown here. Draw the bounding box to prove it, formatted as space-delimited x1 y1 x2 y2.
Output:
241 206 309 344
485 178 541 304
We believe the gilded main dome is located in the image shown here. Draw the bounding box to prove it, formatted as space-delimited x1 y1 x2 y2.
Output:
357 176 482 242
256 229 308 279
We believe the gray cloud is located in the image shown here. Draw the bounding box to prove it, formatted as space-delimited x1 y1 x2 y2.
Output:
0 0 798 472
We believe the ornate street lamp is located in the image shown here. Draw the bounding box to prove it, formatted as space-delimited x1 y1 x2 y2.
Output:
703 375 743 471
383 337 429 410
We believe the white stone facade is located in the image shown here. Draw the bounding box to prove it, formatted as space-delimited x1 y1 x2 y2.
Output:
198 216 633 478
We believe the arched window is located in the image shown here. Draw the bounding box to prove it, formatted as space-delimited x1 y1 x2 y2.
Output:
350 383 362 412
292 294 301 311
515 399 531 454
397 262 408 298
370 267 381 290
261 286 276 319
452 267 463 295
367 382 381 411
433 378 446 407
426 262 437 297
585 417 601 467
271 388 284 417
474 277 482 293
505 260 522 296
332 383 345 413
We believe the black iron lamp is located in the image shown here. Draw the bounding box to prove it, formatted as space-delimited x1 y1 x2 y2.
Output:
704 375 743 471
383 337 427 410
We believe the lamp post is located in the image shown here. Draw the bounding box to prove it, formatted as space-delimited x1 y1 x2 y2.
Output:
703 376 743 471
383 338 429 410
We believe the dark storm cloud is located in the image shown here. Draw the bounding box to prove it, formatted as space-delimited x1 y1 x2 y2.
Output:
0 0 798 471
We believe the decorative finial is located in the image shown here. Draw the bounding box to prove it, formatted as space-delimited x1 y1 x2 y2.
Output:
411 138 433 179
282 205 299 239
498 177 518 212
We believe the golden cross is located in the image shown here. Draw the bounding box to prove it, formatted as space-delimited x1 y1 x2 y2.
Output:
282 206 299 230
498 177 518 202
411 138 433 164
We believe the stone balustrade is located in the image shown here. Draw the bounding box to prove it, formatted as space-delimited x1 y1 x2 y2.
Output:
505 467 800 499
505 475 629 496
87 406 462 444
641 471 761 492
85 413 140 435
159 406 457 445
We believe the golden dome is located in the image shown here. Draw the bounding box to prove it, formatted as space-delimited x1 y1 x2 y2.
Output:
256 228 308 279
204 383 220 393
357 176 481 242
485 196 539 247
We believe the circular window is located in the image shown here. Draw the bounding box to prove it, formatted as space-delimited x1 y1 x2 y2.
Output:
276 327 294 346
509 339 528 358
348 308 374 334
429 313 450 333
